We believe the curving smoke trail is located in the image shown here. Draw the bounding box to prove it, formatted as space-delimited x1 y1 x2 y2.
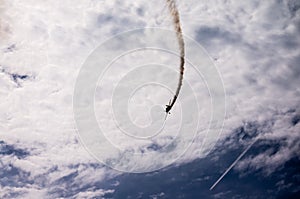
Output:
165 0 185 114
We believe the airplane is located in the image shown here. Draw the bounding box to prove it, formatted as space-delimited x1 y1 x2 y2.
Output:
165 99 172 114
165 99 172 120
165 96 177 120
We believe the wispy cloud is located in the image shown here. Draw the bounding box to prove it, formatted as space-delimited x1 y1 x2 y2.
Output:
0 0 299 197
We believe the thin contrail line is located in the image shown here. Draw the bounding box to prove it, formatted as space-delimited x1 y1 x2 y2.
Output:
209 138 258 190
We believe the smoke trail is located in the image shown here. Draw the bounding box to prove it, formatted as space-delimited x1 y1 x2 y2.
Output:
165 0 185 113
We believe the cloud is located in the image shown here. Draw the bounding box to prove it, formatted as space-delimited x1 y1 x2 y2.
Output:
0 0 299 197
0 140 30 158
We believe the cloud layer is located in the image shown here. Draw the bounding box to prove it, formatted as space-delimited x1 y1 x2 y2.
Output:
0 0 299 198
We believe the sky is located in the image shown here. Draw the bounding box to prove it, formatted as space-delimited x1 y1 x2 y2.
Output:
0 0 300 198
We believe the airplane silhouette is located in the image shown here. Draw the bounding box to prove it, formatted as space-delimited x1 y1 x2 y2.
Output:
164 96 177 120
165 99 172 114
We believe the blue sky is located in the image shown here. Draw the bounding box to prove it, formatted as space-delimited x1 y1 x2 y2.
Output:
0 0 300 198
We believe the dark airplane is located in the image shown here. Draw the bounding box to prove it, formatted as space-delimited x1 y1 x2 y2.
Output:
165 99 172 114
165 96 177 120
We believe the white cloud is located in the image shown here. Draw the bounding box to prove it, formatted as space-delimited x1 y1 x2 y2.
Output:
0 0 299 196
73 189 114 199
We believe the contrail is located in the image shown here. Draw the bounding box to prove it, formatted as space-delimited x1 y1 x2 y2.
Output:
209 138 258 190
165 0 185 114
